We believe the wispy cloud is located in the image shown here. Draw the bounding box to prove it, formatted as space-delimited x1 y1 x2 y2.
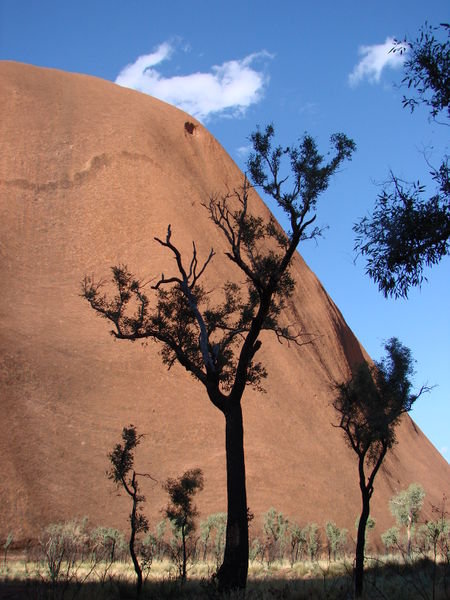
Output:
236 144 252 158
348 37 407 87
115 41 273 121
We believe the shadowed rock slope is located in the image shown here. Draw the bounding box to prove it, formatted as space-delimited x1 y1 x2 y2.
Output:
0 62 448 544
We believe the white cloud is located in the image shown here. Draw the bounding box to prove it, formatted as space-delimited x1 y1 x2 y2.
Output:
440 446 448 458
236 144 252 158
115 42 272 121
348 37 407 87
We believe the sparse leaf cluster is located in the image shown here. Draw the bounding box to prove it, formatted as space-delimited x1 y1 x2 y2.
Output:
354 169 449 298
392 22 449 119
355 22 449 298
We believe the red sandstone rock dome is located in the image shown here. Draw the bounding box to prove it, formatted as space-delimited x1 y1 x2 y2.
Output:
0 61 448 543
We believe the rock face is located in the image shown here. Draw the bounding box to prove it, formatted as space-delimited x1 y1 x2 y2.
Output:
0 61 448 544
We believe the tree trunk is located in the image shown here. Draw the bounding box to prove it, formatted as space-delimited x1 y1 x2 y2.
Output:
129 493 143 598
355 490 370 599
216 401 249 591
407 516 412 557
181 523 187 581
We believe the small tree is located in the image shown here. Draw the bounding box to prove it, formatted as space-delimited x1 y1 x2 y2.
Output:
108 425 150 598
325 521 347 562
390 483 425 556
288 522 306 566
90 527 126 584
163 468 204 581
91 526 125 563
381 526 401 554
417 500 450 600
142 520 167 562
432 494 450 562
82 125 355 590
2 533 13 572
417 495 450 559
262 508 289 565
305 523 320 562
332 337 428 598
200 513 227 566
249 537 264 565
212 513 227 567
200 517 213 562
38 519 94 595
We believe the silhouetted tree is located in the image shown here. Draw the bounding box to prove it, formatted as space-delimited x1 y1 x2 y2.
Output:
163 468 204 581
354 23 449 298
82 124 355 590
107 425 150 598
332 338 428 598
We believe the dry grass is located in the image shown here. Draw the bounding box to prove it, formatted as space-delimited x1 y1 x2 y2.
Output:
0 555 449 599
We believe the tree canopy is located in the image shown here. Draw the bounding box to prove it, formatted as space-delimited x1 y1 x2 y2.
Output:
390 483 425 530
164 468 204 580
333 338 426 462
394 22 449 119
164 468 205 535
82 126 355 403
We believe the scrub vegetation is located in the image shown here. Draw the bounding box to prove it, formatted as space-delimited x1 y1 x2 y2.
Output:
1 490 449 599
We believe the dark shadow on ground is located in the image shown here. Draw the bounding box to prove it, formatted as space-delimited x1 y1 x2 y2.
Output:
0 558 448 599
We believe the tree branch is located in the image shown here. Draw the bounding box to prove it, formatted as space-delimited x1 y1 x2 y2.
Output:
153 226 216 373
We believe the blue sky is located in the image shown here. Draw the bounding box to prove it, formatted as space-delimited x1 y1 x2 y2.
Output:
1 1 448 462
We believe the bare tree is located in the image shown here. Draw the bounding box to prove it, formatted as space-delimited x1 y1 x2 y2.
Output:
332 338 429 598
82 124 355 590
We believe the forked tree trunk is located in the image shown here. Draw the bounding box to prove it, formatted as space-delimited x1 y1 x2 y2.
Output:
216 401 249 591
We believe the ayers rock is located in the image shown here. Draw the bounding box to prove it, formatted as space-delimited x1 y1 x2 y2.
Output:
0 61 448 545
